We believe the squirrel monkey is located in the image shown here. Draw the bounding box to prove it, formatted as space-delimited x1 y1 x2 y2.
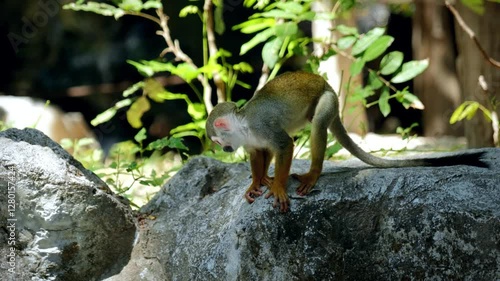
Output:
206 71 487 212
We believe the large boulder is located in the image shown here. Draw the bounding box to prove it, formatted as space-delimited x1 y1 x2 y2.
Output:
109 148 499 280
0 128 136 281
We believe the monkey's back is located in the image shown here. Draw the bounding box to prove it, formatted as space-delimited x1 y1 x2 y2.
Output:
242 71 332 136
255 71 327 103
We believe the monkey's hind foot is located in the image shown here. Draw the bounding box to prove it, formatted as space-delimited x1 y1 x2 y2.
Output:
292 172 320 196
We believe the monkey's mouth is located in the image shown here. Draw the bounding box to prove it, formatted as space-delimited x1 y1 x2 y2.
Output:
223 146 234 152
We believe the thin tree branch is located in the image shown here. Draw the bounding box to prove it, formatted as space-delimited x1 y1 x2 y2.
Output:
445 1 500 69
204 0 226 105
155 8 213 111
125 11 162 25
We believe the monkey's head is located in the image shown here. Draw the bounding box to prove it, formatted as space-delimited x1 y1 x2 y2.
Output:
206 102 244 153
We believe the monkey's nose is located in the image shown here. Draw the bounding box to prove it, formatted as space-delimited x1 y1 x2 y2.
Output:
223 146 234 152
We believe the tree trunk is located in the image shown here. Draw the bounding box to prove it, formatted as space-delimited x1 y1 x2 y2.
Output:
454 1 500 147
413 0 463 137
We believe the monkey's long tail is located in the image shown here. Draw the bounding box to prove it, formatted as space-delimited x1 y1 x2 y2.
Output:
330 117 488 168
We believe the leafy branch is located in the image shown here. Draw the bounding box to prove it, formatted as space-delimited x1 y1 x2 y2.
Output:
64 0 253 145
328 25 427 117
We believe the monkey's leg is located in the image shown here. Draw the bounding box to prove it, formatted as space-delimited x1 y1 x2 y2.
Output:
260 149 273 186
293 92 335 195
245 149 273 203
265 141 293 212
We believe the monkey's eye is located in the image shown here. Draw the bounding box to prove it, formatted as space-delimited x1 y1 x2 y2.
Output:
223 146 234 152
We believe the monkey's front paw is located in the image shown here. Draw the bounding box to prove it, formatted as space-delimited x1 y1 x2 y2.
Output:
292 172 319 196
265 187 290 212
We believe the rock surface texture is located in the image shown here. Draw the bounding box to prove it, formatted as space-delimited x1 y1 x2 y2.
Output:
0 128 136 281
109 148 499 281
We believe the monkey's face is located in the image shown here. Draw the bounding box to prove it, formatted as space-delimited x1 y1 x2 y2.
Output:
211 135 236 152
206 102 243 153
209 114 246 153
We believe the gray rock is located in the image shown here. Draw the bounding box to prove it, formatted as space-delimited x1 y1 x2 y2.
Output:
0 128 136 281
109 148 499 281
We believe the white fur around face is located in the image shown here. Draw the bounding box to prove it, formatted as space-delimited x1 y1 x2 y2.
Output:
213 113 268 151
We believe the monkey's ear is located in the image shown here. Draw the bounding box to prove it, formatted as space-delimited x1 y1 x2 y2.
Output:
214 117 230 131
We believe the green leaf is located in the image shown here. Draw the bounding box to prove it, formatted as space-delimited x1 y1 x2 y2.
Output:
326 141 343 158
115 98 133 109
240 27 275 55
143 0 162 10
126 161 139 172
179 5 199 17
337 35 356 50
396 89 424 110
350 58 365 76
91 107 117 126
168 137 189 150
171 63 199 83
126 60 176 77
274 2 304 14
368 71 384 90
134 127 147 143
118 0 143 12
336 24 358 36
170 122 199 134
351 27 385 56
380 51 404 75
252 9 298 20
233 62 254 73
155 91 188 101
143 78 166 103
233 18 275 34
127 96 150 128
214 4 225 35
379 87 391 117
187 103 206 120
142 60 175 72
123 81 144 97
298 11 316 21
363 35 394 62
146 137 187 151
262 37 283 68
275 22 298 38
450 102 467 124
350 86 374 104
63 2 125 19
462 102 480 120
391 59 429 83
127 60 155 77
